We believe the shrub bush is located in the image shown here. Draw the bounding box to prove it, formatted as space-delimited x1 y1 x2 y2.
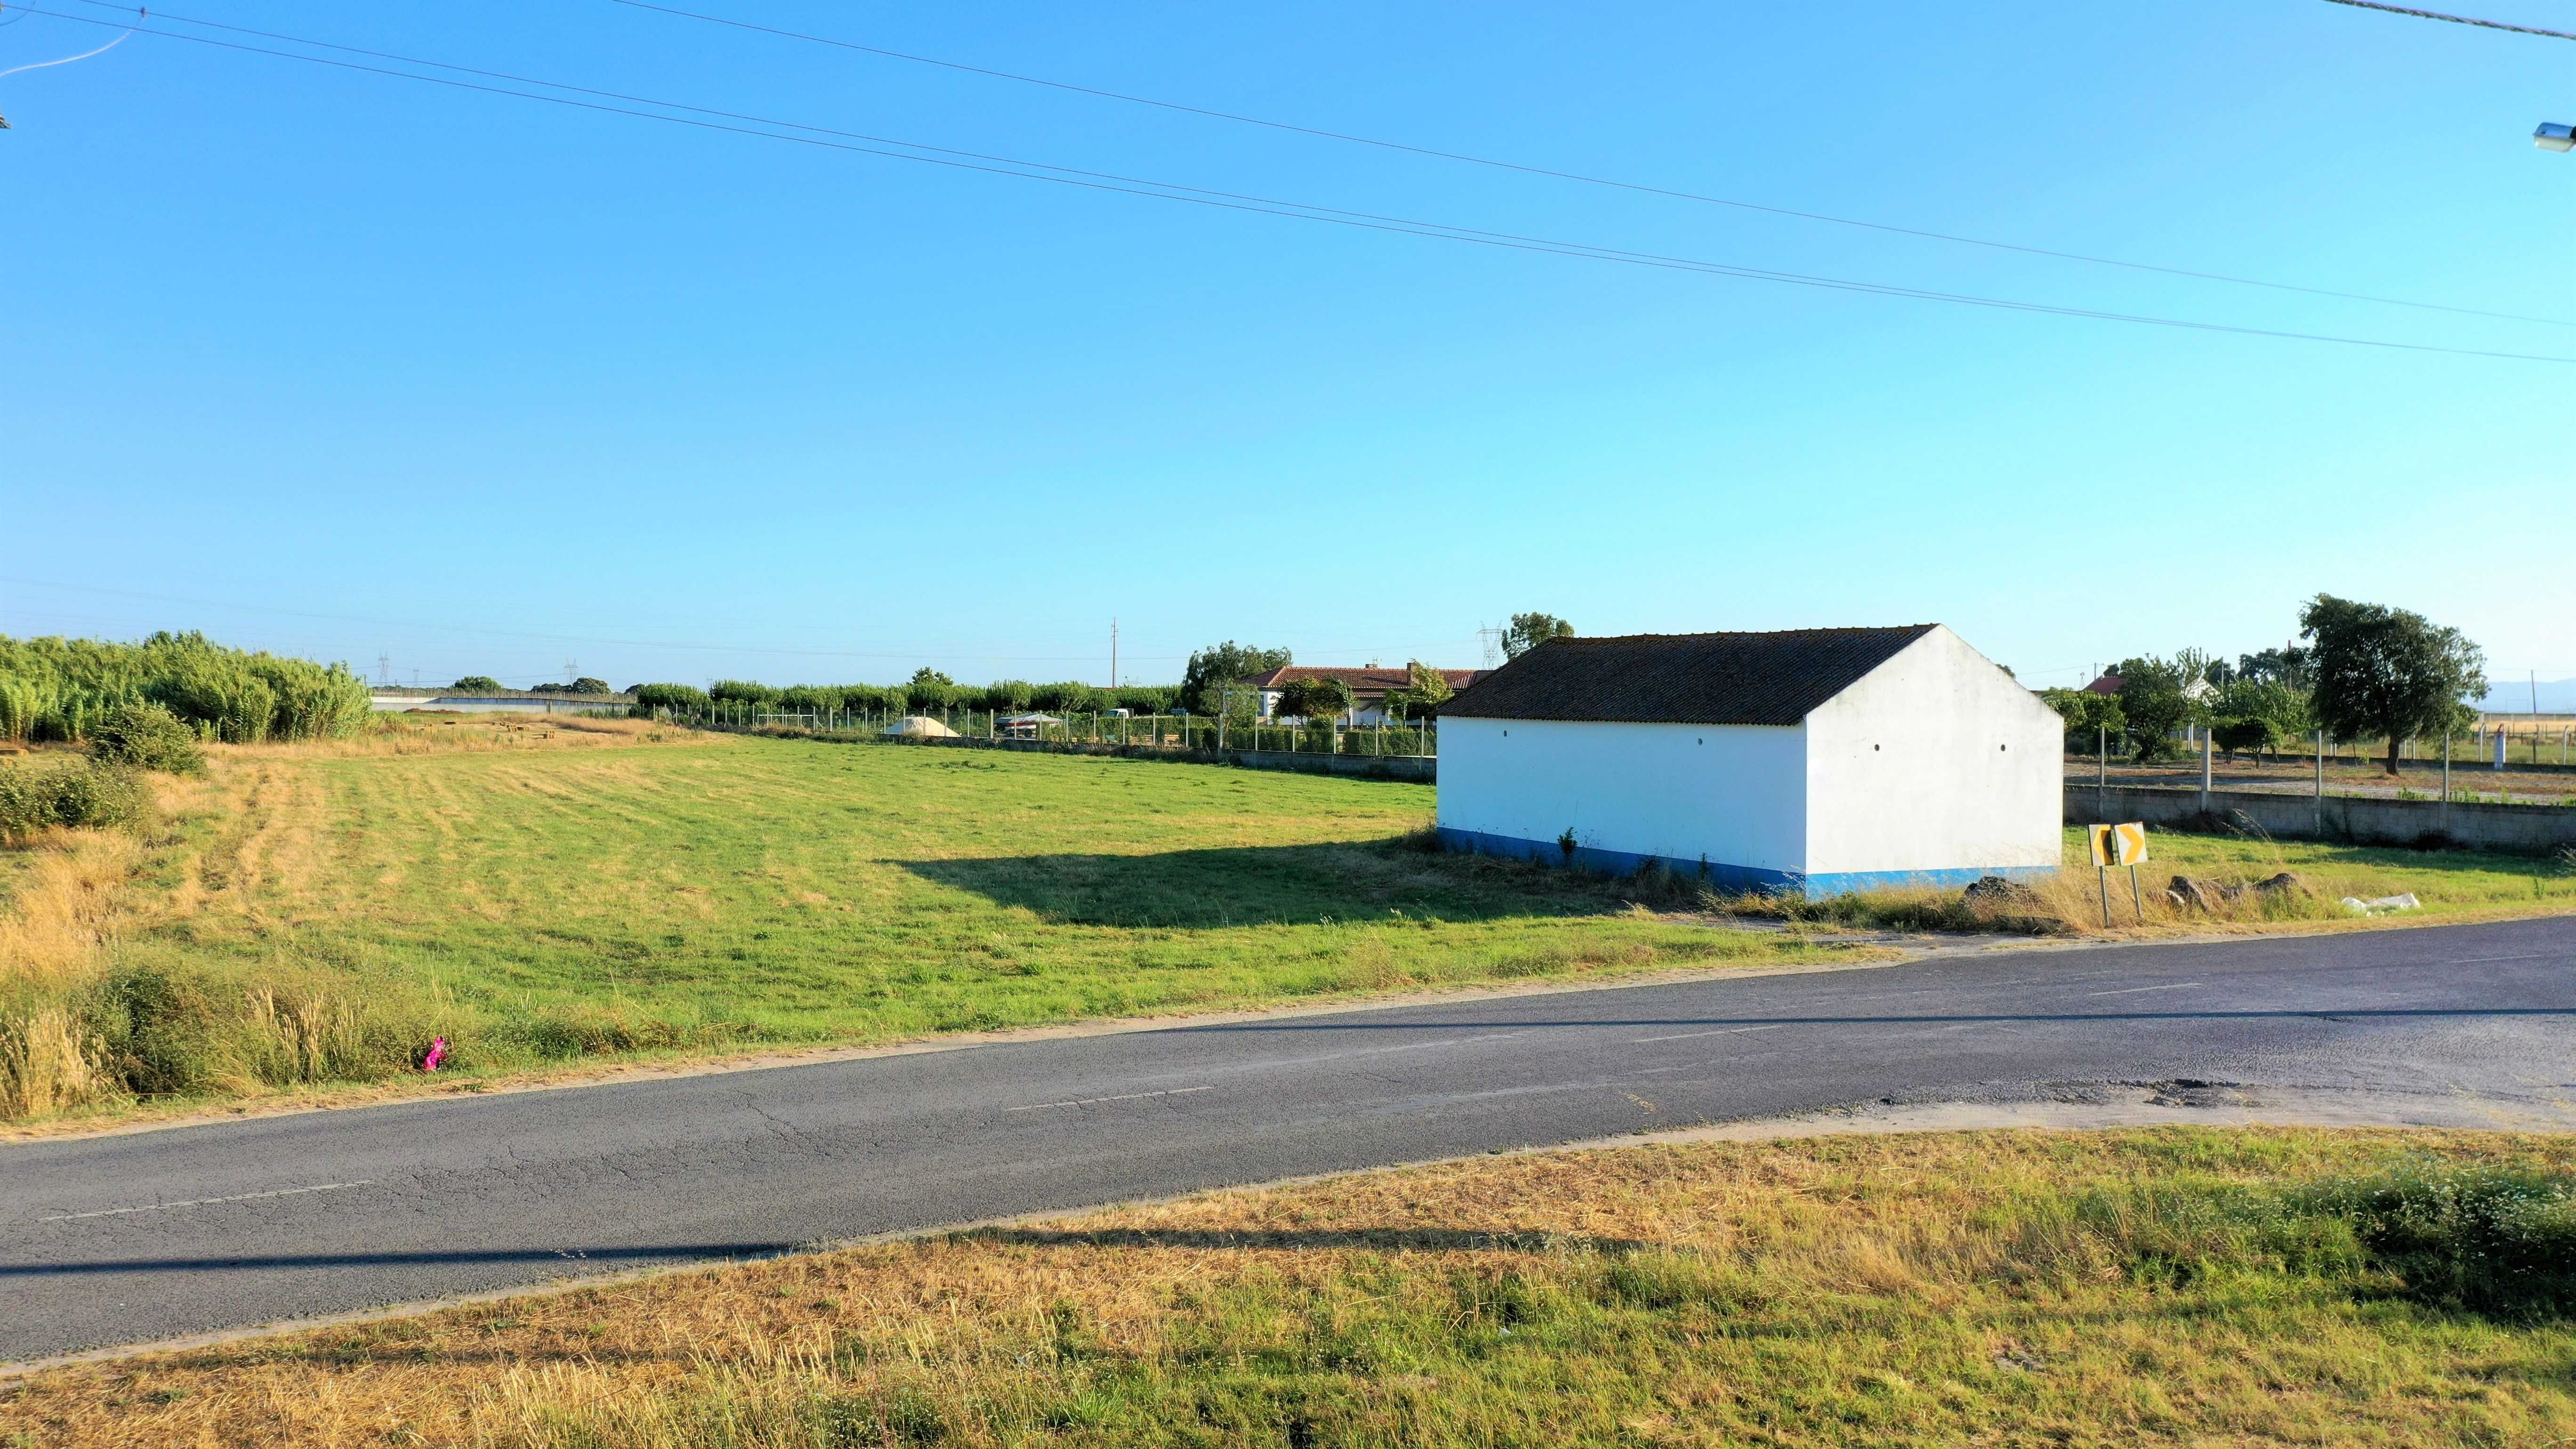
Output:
451 675 505 692
0 760 149 842
88 701 205 775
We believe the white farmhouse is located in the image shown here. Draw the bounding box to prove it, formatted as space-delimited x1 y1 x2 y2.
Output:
1435 625 2062 895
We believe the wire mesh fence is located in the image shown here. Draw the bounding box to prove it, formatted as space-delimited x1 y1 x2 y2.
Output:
654 705 1438 758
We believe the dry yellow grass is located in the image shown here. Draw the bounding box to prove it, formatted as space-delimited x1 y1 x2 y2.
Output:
0 723 714 1121
0 829 139 990
6 1127 2572 1447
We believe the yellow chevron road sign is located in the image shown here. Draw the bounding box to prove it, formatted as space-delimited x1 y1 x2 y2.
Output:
2087 821 2149 868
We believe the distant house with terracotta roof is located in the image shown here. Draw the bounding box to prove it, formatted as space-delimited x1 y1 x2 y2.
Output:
1247 665 1485 724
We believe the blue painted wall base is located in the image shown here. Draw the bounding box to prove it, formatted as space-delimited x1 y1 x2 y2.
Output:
1434 827 2056 898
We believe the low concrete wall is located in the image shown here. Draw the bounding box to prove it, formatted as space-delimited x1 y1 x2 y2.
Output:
859 732 1438 783
2067 783 2576 854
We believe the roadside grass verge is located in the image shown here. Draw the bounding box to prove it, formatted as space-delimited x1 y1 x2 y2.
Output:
0 733 1859 1125
8 1128 2573 1446
1722 827 2576 938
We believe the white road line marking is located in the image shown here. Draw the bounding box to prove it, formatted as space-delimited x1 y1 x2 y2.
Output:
1336 1030 1530 1060
2450 954 2552 965
42 1181 374 1223
1006 1086 1214 1113
2085 982 2205 997
1631 1024 1787 1044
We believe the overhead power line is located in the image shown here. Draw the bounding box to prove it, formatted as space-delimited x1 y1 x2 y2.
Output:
24 4 2576 363
0 578 1453 665
2317 0 2576 41
601 0 2570 329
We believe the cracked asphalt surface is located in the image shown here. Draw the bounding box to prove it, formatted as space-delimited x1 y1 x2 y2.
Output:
5 915 2574 1363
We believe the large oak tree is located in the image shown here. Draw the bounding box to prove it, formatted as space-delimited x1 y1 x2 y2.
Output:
2299 595 2486 775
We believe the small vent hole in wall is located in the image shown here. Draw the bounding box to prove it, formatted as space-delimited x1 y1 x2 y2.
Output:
1873 744 1880 751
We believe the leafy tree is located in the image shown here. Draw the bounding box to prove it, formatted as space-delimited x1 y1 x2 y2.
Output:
628 682 709 718
2301 594 2487 775
904 670 964 711
1031 681 1101 712
1180 642 1290 716
563 676 612 695
2112 655 2206 762
2041 688 2125 751
709 680 780 705
835 684 895 714
1383 661 1456 722
1112 685 1175 715
776 685 845 713
2214 678 2311 763
1501 613 1575 660
2212 716 2284 761
2236 645 2314 689
1274 676 1354 721
451 675 505 692
980 679 1036 712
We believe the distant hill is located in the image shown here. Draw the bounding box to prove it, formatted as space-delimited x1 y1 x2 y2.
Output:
2480 678 2576 713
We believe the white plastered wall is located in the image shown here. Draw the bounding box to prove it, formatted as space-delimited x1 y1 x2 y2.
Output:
1801 626 2064 876
1434 716 1808 873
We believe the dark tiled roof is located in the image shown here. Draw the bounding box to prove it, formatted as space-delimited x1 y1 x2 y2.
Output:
1248 666 1482 694
1440 627 1940 726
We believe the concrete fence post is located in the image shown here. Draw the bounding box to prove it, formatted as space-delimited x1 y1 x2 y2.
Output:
2096 725 2107 818
2314 729 2326 838
2200 728 2212 816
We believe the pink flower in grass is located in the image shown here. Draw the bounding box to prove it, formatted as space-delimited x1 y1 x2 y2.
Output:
422 1037 448 1072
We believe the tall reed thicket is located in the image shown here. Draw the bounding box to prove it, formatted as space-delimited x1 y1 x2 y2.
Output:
0 631 373 744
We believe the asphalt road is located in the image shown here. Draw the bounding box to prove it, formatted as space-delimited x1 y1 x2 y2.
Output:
7 916 2575 1364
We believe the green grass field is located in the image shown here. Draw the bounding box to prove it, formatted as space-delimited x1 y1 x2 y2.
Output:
2 732 1854 1117
5 726 2571 1123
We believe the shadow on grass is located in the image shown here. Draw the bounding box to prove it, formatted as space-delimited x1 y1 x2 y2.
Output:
953 1226 1653 1255
896 841 1651 929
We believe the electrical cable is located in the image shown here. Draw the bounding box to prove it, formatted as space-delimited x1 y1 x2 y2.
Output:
0 577 1455 664
597 0 2572 328
2317 0 2576 42
22 4 2576 363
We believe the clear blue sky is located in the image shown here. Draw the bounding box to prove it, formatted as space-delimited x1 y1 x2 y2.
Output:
7 0 2571 692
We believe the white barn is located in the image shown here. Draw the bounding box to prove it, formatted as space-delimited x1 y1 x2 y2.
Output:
1435 625 2062 895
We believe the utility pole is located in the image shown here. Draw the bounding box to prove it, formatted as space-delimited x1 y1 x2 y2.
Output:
378 652 391 687
1110 619 1118 691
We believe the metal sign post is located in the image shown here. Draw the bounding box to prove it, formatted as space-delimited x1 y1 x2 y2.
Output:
2087 822 2151 926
